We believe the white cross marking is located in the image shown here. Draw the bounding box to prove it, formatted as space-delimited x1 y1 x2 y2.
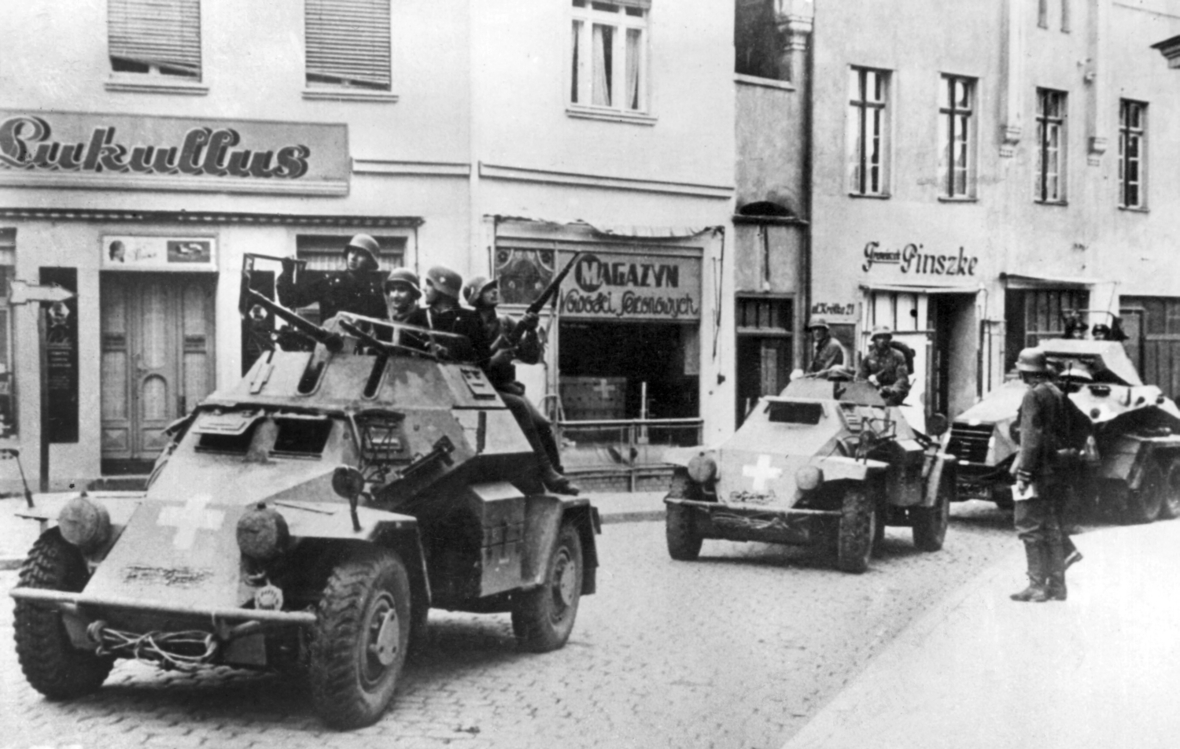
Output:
158 495 225 550
743 455 783 492
593 379 616 399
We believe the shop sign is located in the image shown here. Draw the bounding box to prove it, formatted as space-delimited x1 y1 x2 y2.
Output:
861 242 979 276
558 251 701 322
0 110 348 195
101 235 217 272
809 301 856 322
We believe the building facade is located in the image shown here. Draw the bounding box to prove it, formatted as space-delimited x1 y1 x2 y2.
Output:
808 0 1180 428
0 0 737 492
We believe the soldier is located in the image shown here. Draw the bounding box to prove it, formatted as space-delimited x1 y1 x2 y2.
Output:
384 268 421 324
276 234 388 322
462 275 579 496
405 265 488 364
805 317 848 376
1009 348 1070 603
858 326 910 406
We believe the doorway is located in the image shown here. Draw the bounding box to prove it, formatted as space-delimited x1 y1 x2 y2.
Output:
101 273 215 474
735 296 794 425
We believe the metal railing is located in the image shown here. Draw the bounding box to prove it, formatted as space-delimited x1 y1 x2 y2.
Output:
555 418 703 492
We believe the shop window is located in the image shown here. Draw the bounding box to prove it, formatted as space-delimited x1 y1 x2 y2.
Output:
847 66 891 197
938 75 976 199
0 229 13 439
108 0 202 79
1034 89 1067 204
305 0 391 91
570 0 650 114
1004 288 1088 371
1119 99 1147 210
1120 297 1180 400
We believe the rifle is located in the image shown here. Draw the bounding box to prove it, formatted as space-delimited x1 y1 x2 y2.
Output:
239 256 342 352
491 252 581 352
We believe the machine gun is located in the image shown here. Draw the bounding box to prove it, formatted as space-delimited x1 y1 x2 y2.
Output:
490 252 581 353
239 254 343 353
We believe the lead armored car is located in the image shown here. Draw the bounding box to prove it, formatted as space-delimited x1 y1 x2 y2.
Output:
663 376 956 573
9 261 600 729
947 338 1180 522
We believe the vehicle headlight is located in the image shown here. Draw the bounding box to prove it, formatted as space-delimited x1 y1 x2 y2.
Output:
236 503 290 561
795 466 823 492
57 496 111 554
687 453 718 484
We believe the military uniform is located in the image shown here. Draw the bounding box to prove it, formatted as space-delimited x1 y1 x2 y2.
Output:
1012 379 1069 601
808 335 847 375
405 305 489 366
857 346 910 405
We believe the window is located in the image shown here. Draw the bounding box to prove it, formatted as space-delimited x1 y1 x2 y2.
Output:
847 67 890 196
938 75 975 198
305 0 391 91
570 0 649 113
735 0 783 81
108 0 201 79
735 296 793 424
1034 89 1066 203
1119 99 1146 209
0 229 13 439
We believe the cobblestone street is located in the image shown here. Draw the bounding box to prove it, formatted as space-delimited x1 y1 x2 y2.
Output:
2 502 1015 749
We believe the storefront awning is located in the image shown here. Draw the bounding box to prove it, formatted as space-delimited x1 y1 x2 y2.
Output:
1000 272 1109 289
493 215 717 239
858 282 981 295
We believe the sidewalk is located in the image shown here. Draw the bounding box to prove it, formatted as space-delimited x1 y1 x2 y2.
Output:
783 519 1180 749
0 491 666 571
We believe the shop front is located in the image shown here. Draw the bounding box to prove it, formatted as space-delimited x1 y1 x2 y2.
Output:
491 220 714 490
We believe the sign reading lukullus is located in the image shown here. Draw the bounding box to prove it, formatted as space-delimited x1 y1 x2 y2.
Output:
0 111 349 194
558 251 701 321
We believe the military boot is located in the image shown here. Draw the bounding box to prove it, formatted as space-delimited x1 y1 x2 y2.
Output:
1011 543 1051 603
1045 537 1068 601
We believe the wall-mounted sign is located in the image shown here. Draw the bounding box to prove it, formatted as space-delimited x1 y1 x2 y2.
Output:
0 111 348 195
102 235 217 272
862 242 979 276
559 250 701 322
809 301 857 321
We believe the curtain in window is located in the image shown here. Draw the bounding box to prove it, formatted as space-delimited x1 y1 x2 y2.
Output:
593 25 611 106
625 29 641 110
108 0 201 75
306 0 391 90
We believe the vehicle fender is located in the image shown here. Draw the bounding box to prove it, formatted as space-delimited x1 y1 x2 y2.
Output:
662 445 717 468
809 455 889 483
520 496 601 595
924 453 958 507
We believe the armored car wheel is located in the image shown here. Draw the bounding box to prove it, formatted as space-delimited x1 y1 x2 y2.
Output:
14 530 114 700
309 546 411 729
1160 461 1180 520
1125 464 1165 525
913 477 951 552
836 489 875 574
665 503 703 561
513 521 583 653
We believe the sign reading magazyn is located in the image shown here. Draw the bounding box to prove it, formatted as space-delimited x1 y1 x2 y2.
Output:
0 110 349 195
557 249 702 322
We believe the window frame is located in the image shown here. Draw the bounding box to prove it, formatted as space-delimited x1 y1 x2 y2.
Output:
1033 88 1067 205
105 0 207 95
1118 99 1147 210
938 74 977 199
847 66 891 198
303 0 397 102
568 1 652 122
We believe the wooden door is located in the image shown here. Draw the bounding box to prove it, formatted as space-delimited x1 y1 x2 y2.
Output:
101 274 215 473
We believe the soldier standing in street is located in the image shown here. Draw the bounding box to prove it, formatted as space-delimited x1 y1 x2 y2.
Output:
806 317 848 376
858 326 910 406
1009 347 1070 602
276 234 388 322
462 275 579 496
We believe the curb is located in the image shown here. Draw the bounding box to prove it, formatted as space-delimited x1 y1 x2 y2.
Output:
1 557 21 571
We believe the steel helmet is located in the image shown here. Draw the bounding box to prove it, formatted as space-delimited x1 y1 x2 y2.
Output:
344 234 380 270
424 265 463 299
870 325 893 341
383 267 421 298
806 316 831 331
462 276 498 307
1015 347 1048 373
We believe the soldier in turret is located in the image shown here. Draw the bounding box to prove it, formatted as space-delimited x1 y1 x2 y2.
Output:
276 234 388 323
806 317 848 376
858 326 910 406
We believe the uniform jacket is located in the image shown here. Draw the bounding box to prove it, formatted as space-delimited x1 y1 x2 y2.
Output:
277 269 388 322
808 336 847 374
858 346 910 393
1016 381 1066 480
480 312 543 391
405 304 490 366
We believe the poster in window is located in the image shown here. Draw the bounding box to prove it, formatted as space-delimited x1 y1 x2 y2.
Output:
40 267 78 443
102 235 217 271
494 248 556 306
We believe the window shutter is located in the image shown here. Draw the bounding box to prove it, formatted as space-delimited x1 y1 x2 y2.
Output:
108 0 201 75
612 0 652 9
306 0 391 90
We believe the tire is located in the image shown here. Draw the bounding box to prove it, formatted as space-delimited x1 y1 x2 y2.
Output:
309 547 411 729
913 477 951 552
512 522 583 653
1161 461 1180 520
836 489 875 574
14 530 114 700
665 503 702 561
1125 464 1165 525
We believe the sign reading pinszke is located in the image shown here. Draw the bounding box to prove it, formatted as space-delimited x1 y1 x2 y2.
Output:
0 110 349 195
557 250 701 322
